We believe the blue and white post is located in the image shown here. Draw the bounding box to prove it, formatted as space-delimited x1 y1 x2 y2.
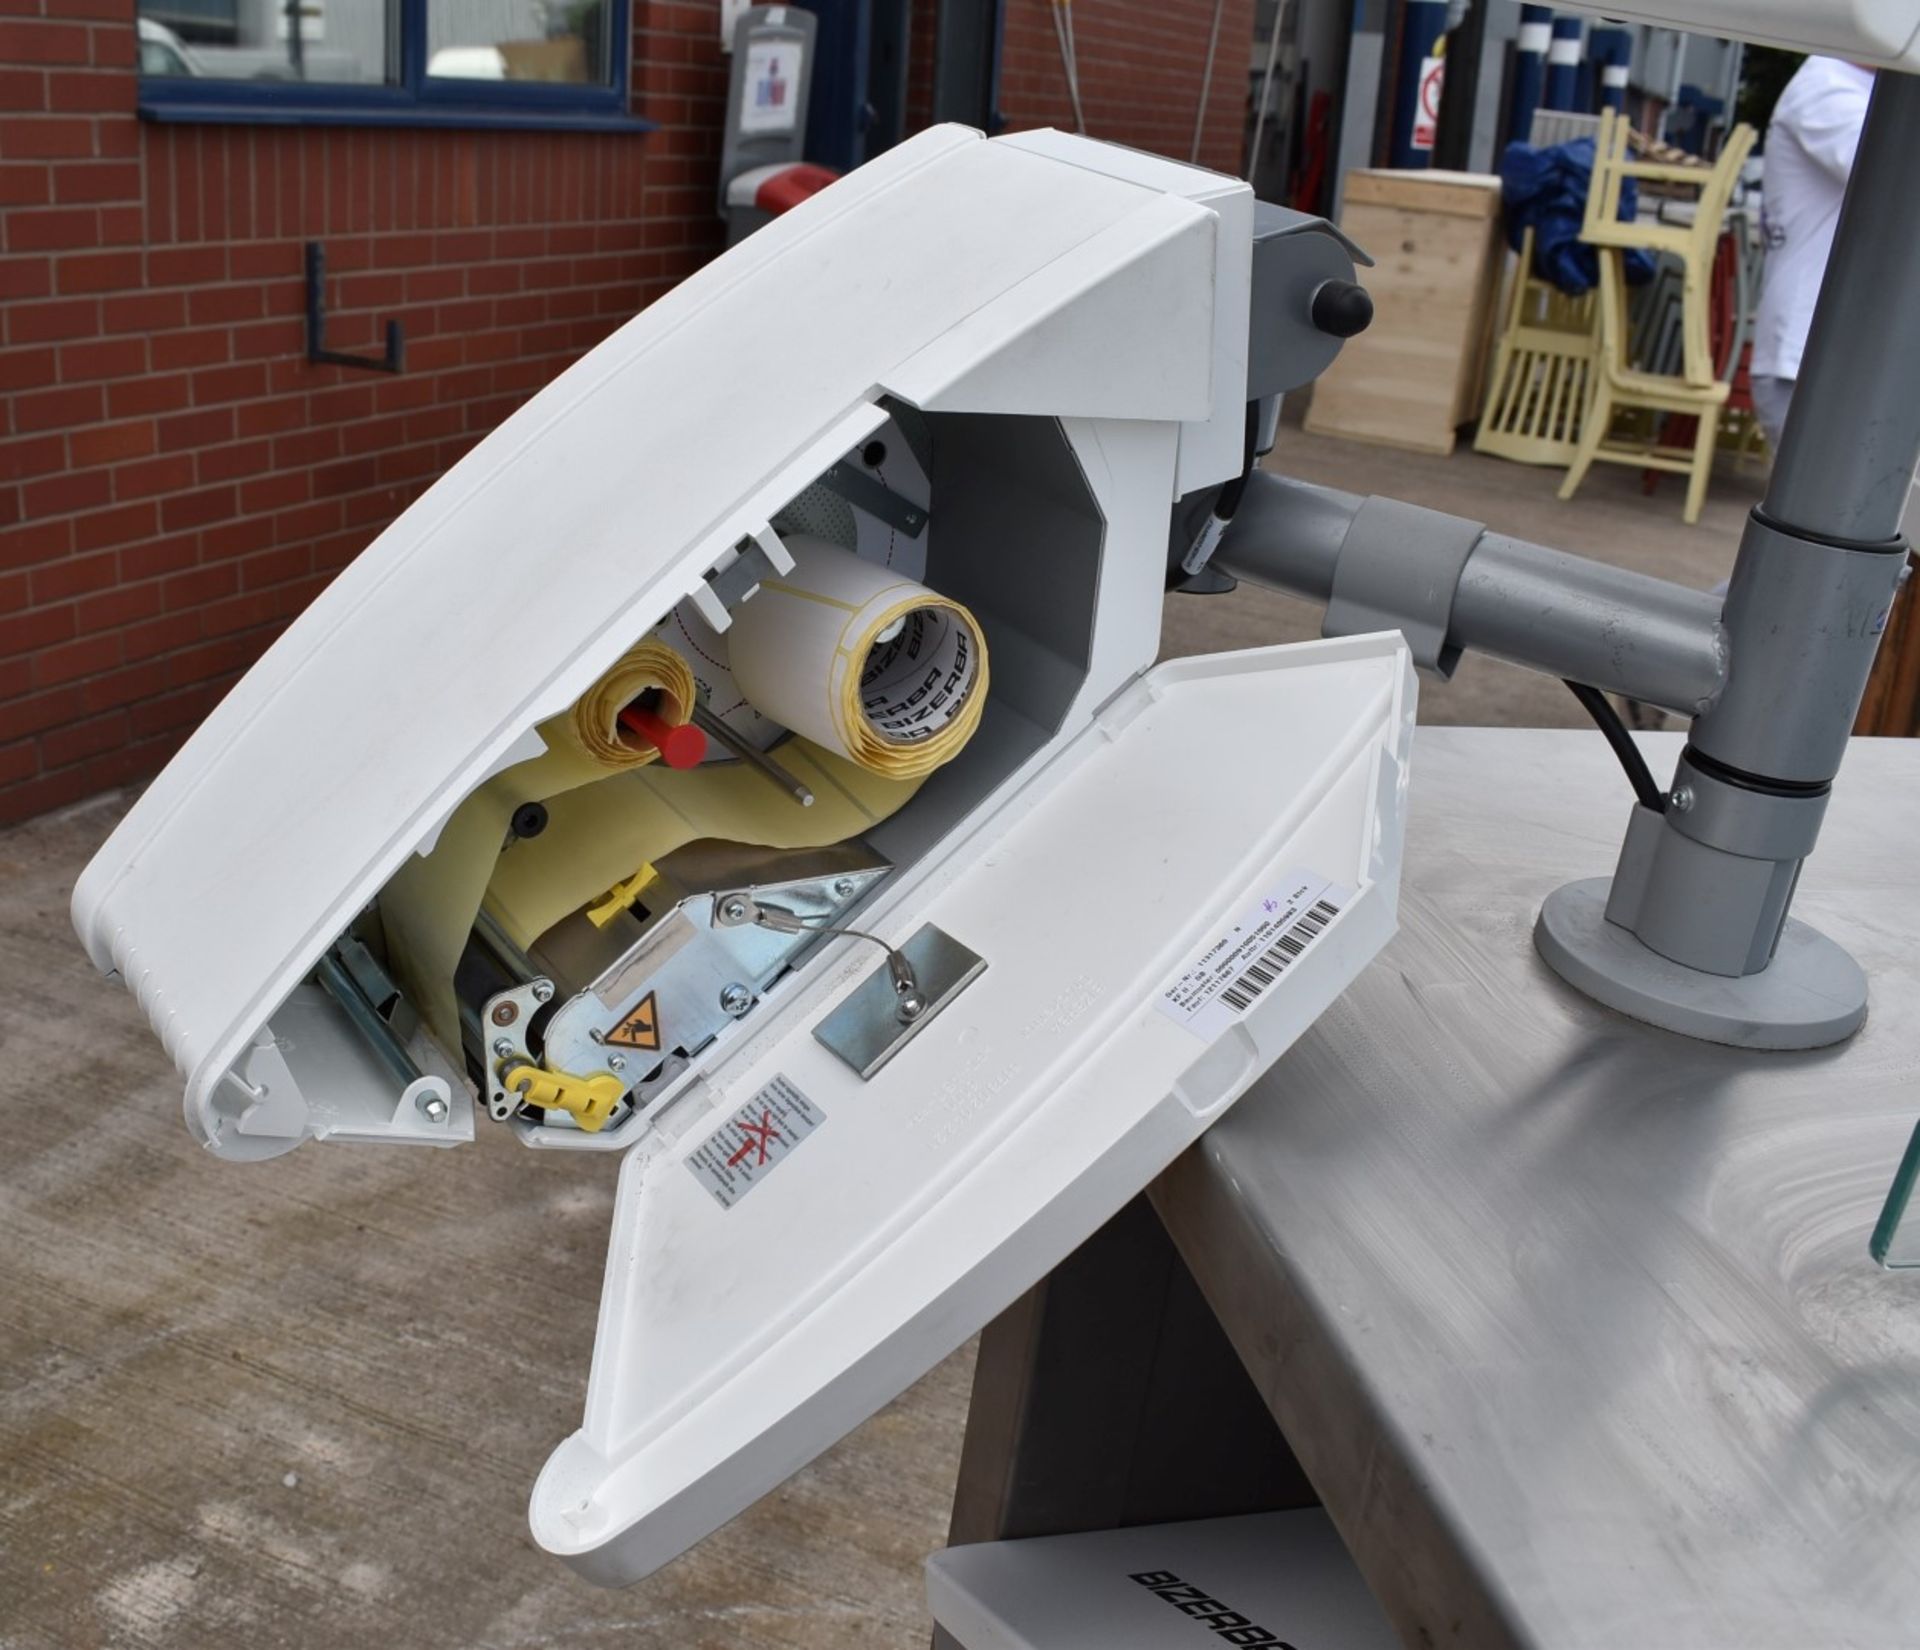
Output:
1508 5 1552 144
1543 14 1584 112
1588 25 1633 113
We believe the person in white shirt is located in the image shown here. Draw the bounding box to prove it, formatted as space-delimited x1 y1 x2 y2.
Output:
1750 57 1876 450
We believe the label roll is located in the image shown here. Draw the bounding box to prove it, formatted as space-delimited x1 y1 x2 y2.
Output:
726 536 989 780
554 639 698 769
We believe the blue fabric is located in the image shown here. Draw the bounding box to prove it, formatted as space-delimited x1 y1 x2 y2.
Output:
1499 138 1656 296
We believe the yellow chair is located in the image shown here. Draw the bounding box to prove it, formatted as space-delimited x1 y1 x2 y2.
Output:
1475 226 1601 467
1557 110 1757 523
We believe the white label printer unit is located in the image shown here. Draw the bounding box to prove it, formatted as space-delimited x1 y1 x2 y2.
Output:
73 127 1413 1582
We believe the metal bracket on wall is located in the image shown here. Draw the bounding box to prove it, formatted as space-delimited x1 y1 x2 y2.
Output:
305 241 404 374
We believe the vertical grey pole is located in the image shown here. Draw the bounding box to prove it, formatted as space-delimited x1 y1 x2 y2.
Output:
1682 69 1919 791
1536 71 1919 1048
1761 73 1920 546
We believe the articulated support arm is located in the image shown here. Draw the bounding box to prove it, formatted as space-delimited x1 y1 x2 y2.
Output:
1213 69 1920 1050
1214 473 1729 717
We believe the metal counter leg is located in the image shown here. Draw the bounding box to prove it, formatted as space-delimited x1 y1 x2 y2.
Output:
932 1195 1315 1644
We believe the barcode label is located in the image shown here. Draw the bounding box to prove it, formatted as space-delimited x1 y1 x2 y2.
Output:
1156 870 1354 1042
1218 898 1342 1011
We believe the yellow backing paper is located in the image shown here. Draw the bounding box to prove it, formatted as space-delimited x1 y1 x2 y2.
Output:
556 638 696 768
381 725 922 1052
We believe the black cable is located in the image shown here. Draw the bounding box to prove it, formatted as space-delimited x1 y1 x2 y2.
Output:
1169 401 1262 592
1563 680 1666 812
1205 398 1265 525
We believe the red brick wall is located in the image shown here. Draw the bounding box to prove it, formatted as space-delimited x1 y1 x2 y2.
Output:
0 0 729 824
0 0 1254 826
994 0 1254 176
901 0 1253 178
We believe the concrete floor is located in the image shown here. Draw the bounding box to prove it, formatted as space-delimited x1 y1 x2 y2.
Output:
0 787 976 1650
0 431 1759 1649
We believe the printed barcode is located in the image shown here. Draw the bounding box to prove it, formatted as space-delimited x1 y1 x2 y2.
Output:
1218 899 1341 1012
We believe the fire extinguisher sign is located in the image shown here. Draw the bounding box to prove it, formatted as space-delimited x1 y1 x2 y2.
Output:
1412 54 1445 151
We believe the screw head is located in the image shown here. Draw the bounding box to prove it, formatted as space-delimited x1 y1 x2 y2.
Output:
490 1000 518 1026
832 877 856 899
719 896 750 924
1670 784 1695 813
896 990 927 1023
719 982 753 1017
608 1053 627 1073
492 1037 515 1060
416 1091 450 1124
531 979 555 1004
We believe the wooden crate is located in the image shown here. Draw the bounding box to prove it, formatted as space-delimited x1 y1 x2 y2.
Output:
1304 168 1506 455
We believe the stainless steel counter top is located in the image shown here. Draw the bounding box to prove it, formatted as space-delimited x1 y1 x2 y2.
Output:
1154 727 1920 1650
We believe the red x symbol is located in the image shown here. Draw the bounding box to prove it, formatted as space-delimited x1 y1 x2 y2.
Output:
726 1111 779 1168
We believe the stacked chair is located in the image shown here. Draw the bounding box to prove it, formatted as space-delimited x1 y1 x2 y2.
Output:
1474 111 1606 469
1555 108 1757 523
1713 210 1772 474
1474 227 1602 467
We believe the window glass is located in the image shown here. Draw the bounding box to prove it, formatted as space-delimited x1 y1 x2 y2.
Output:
426 0 609 85
136 0 393 84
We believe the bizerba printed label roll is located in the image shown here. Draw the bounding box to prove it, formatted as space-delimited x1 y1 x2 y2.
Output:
724 536 990 780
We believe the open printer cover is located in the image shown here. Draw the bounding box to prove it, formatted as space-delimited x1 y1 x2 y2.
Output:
72 126 1414 1583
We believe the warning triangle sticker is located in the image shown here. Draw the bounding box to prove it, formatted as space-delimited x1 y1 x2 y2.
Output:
606 991 661 1051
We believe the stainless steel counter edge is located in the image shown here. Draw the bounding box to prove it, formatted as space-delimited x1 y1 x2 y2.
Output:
1153 727 1920 1650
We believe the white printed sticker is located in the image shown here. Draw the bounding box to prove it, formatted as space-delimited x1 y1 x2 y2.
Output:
1156 870 1353 1042
1412 54 1445 150
739 38 802 134
686 1074 823 1209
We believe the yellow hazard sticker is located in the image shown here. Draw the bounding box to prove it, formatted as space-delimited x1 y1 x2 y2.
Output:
606 990 662 1051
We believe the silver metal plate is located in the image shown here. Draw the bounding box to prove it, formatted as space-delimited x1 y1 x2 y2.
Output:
813 923 985 1080
534 847 891 1093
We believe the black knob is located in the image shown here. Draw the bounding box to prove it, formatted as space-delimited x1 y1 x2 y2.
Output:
510 801 549 841
1310 278 1374 339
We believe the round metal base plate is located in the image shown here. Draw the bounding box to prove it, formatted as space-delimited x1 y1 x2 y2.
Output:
1534 877 1868 1050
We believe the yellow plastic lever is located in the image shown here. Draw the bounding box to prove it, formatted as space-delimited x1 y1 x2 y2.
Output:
586 861 660 929
501 1062 624 1132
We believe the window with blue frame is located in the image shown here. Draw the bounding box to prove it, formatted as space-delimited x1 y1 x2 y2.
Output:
137 0 645 129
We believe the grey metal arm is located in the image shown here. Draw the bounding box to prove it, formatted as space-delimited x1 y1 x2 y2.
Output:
1214 69 1920 1050
1216 472 1729 717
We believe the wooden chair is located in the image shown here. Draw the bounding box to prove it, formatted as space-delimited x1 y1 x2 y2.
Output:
1557 110 1757 523
1716 209 1772 472
1634 214 1768 491
1474 226 1601 466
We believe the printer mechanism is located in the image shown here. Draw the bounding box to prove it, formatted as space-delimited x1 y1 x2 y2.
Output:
73 127 1414 1585
206 398 1111 1158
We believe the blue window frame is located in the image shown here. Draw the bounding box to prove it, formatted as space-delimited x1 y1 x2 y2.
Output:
138 0 651 132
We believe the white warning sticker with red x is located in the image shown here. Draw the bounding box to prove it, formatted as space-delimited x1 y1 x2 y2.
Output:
685 1074 826 1210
